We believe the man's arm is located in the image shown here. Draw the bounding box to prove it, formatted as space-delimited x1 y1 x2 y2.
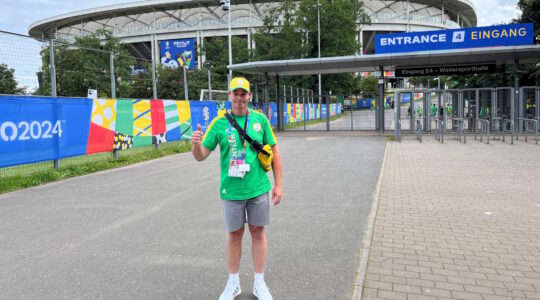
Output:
192 124 212 161
270 144 282 206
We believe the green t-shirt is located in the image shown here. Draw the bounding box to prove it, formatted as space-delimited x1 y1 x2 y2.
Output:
202 109 277 200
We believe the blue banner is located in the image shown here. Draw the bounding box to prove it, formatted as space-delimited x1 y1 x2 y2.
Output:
375 23 534 54
189 101 217 134
160 38 196 70
0 96 92 168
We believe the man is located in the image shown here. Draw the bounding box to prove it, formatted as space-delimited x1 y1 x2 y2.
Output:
192 77 283 300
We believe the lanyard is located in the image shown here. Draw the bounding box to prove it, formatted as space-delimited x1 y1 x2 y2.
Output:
228 110 250 149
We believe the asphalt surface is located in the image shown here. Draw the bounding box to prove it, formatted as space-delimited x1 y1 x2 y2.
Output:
0 134 386 299
287 107 454 132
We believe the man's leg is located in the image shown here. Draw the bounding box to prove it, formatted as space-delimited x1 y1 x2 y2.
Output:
227 226 245 273
248 224 267 273
219 226 244 300
249 224 273 299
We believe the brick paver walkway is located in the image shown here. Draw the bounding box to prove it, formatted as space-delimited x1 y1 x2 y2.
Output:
362 137 540 300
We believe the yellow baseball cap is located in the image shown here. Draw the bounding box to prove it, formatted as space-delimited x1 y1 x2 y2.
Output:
229 77 250 93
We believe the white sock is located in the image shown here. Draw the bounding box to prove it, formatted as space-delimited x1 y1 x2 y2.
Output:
254 273 265 285
228 273 240 285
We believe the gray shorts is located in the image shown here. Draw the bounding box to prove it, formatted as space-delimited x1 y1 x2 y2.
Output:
221 193 270 232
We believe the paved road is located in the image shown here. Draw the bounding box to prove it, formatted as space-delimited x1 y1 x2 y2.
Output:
286 106 457 132
0 134 386 299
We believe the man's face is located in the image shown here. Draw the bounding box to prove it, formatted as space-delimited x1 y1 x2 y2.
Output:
229 89 251 112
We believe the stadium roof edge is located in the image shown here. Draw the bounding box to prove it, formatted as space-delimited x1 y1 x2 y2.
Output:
228 45 540 76
28 0 476 38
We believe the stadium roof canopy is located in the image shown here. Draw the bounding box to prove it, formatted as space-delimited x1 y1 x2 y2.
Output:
28 0 477 37
229 45 540 76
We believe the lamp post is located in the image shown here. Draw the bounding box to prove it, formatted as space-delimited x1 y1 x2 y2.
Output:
317 0 322 98
220 0 232 86
228 1 232 85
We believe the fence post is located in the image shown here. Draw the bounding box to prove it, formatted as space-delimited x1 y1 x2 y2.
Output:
183 65 189 100
111 53 118 162
50 40 60 171
110 52 116 98
207 68 212 100
151 35 158 100
326 94 330 131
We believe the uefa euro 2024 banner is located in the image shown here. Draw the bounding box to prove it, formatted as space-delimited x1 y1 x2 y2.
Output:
160 38 196 70
0 96 342 168
0 96 196 168
375 23 534 54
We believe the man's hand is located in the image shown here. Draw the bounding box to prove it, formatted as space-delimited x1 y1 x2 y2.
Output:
192 124 210 161
272 185 282 206
192 124 203 145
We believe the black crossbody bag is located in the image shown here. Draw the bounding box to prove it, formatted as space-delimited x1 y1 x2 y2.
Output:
224 112 273 171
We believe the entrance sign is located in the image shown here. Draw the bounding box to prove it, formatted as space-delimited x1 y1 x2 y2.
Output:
396 63 497 77
375 23 534 54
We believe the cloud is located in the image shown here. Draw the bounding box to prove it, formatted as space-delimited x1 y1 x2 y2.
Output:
470 0 521 26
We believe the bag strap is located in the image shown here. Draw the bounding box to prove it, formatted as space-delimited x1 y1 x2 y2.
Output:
224 111 271 157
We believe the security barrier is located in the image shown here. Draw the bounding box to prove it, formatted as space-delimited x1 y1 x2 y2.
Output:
452 118 466 144
435 119 444 143
517 118 538 144
475 119 490 144
415 119 422 143
502 119 514 144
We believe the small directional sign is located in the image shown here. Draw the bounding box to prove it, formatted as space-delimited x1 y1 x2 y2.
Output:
395 63 496 77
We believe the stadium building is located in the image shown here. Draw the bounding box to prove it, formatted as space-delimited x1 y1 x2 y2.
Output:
28 0 477 69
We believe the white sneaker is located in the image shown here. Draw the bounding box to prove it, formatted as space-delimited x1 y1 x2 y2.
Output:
253 282 273 300
218 281 241 300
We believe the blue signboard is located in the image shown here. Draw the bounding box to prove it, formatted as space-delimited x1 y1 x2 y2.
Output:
0 96 92 168
160 38 196 70
375 23 534 54
189 101 217 134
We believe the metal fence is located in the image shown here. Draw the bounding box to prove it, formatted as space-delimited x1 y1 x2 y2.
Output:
0 30 155 99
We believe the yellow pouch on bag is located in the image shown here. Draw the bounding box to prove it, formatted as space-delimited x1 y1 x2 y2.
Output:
257 144 273 172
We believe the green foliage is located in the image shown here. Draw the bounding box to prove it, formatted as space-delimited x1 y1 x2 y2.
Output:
517 0 540 84
251 0 371 97
356 76 378 97
35 29 135 97
518 0 540 39
0 63 26 94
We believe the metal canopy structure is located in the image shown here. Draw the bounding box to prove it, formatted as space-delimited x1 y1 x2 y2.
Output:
229 45 540 76
230 44 540 134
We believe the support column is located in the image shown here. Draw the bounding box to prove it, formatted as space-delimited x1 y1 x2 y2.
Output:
475 89 479 133
197 31 201 70
50 40 59 170
276 75 281 131
378 66 385 133
151 35 158 99
110 52 116 98
201 31 206 66
514 59 520 133
264 72 270 120
247 29 251 50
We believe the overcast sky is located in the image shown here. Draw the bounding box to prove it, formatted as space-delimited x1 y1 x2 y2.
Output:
0 0 525 91
0 0 525 35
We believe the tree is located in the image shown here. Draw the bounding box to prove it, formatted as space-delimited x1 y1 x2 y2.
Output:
251 0 370 97
0 64 25 95
36 29 135 97
516 0 540 84
517 0 540 39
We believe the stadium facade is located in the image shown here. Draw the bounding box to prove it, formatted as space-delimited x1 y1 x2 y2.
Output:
28 0 477 69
